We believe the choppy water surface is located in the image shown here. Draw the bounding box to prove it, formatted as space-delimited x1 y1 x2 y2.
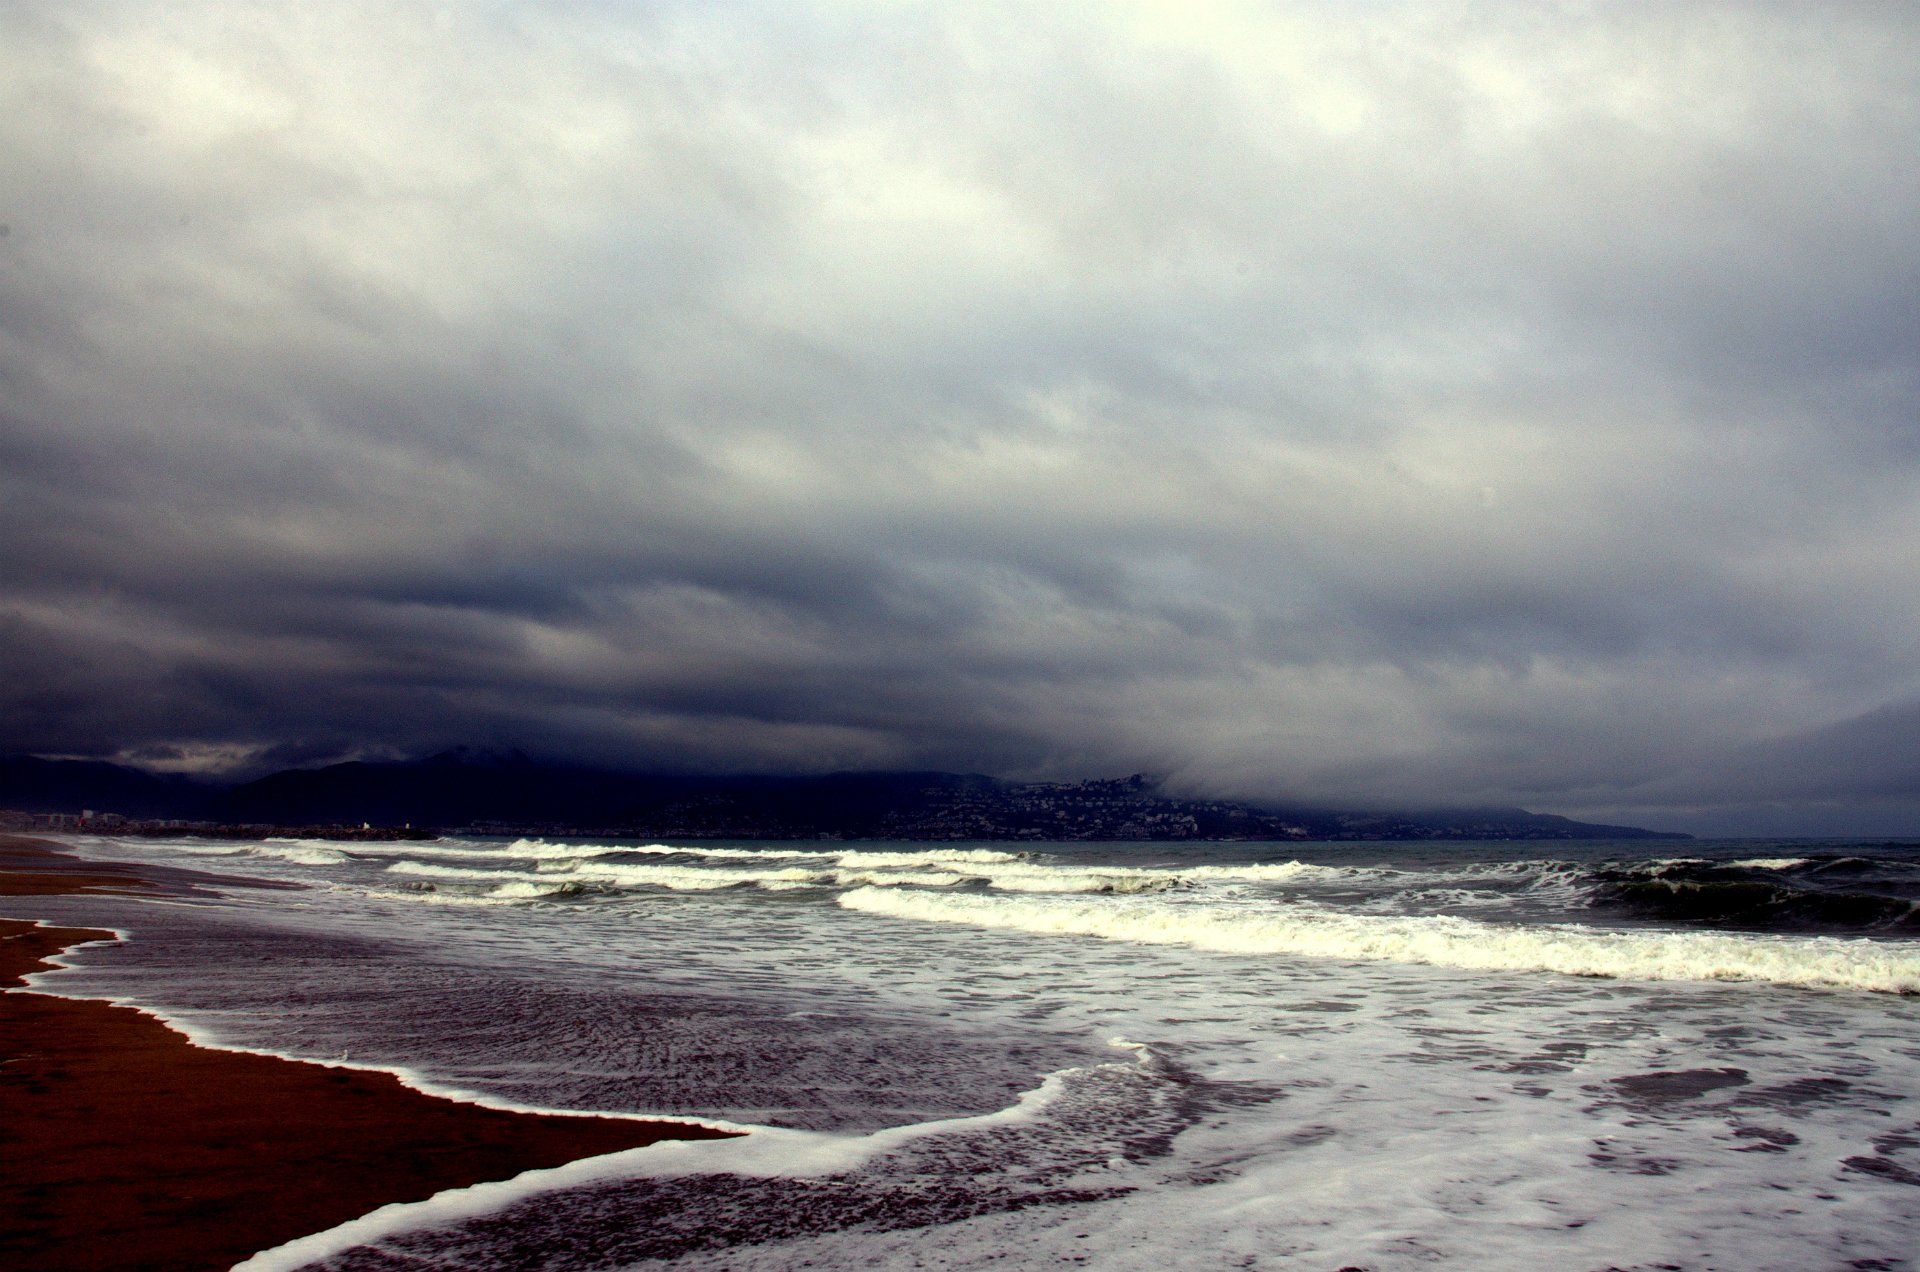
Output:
28 834 1920 1271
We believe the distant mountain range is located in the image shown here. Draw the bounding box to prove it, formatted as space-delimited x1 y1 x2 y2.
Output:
0 751 1688 841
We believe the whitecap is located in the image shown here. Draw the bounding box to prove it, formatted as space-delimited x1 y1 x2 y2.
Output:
837 887 1920 994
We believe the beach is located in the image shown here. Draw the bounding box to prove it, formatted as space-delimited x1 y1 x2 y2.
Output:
7 830 1920 1270
0 836 733 1272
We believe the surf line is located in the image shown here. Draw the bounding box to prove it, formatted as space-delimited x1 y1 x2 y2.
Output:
0 838 736 1272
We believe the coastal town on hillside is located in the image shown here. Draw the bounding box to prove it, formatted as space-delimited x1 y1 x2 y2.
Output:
0 771 1680 842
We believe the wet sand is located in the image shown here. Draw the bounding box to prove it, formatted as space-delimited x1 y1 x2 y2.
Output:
0 835 736 1272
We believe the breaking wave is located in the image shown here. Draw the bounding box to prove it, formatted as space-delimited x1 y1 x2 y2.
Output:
377 854 1378 898
1582 858 1920 934
836 887 1920 994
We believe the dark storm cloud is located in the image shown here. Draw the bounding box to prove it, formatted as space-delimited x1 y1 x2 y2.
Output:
4 0 1919 830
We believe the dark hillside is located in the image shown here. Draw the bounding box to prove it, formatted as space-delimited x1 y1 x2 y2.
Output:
1 754 1689 841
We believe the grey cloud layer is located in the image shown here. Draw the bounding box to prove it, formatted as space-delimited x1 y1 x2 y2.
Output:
4 1 1919 831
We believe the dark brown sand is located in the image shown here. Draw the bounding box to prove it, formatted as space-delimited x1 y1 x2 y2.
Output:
0 835 737 1272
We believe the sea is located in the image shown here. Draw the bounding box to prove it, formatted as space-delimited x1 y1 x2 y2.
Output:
23 833 1920 1271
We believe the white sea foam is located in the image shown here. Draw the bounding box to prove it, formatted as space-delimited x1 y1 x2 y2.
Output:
486 880 586 899
134 840 250 856
353 841 1029 871
959 858 1384 894
837 887 1920 993
347 839 682 862
248 841 351 865
832 848 1025 867
568 863 827 891
386 860 831 892
119 838 352 866
1183 860 1382 883
952 857 1354 891
1725 857 1812 870
15 920 128 981
352 887 533 908
579 842 843 862
350 838 819 864
377 854 1368 899
983 870 1181 894
233 1049 1134 1272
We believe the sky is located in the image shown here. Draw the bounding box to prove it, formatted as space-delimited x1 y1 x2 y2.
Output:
3 1 1918 835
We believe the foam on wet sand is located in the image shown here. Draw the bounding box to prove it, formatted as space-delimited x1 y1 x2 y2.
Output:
0 835 735 1272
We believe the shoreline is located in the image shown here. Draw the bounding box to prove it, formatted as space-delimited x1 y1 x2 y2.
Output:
0 834 737 1272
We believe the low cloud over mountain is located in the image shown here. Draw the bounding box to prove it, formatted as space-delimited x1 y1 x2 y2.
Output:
4 3 1919 834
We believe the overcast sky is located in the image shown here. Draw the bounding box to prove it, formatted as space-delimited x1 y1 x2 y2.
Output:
3 1 1918 833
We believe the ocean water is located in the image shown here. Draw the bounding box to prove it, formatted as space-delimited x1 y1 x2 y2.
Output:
24 834 1920 1271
